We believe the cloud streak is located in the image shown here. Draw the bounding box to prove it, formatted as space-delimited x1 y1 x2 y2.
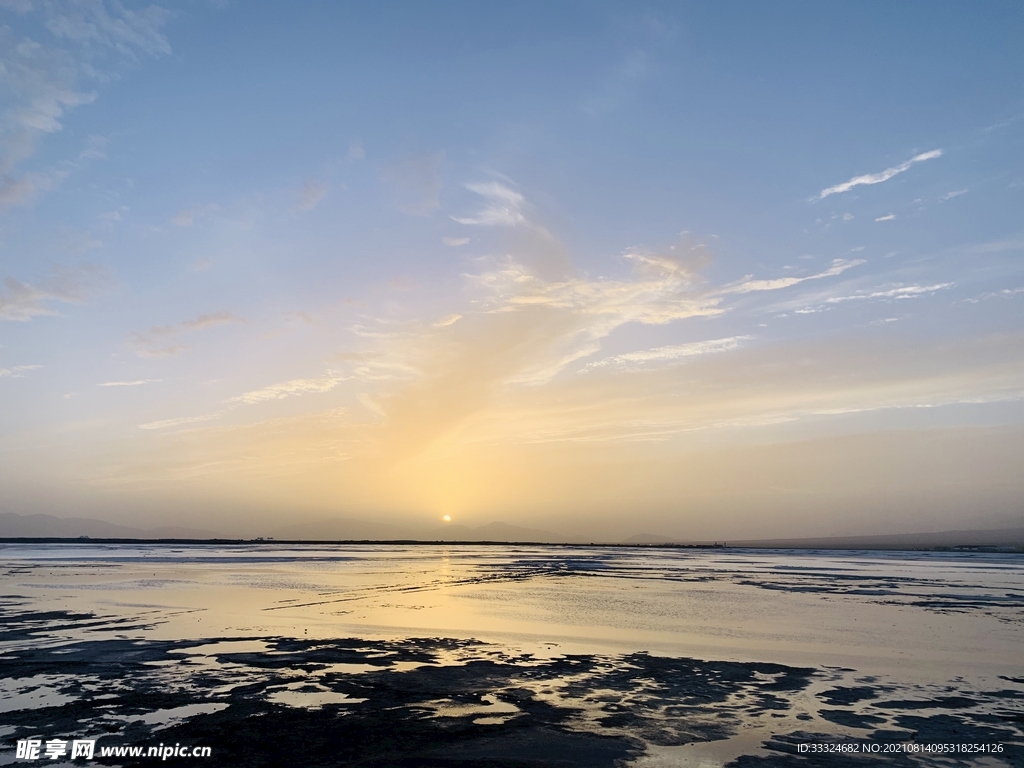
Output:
138 373 350 429
0 264 110 321
128 311 242 357
721 259 864 295
0 364 42 378
44 1 171 57
964 287 1024 304
451 182 526 226
0 1 170 209
226 374 349 405
583 336 752 372
127 160 914 481
229 211 870 460
138 413 221 430
819 149 942 198
825 283 953 304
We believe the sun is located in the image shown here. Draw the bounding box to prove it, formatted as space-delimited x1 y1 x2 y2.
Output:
442 515 451 523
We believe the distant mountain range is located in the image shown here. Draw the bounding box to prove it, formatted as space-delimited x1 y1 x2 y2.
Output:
1 511 1021 550
0 512 570 543
624 528 1024 549
272 517 406 541
0 512 219 540
722 527 1024 550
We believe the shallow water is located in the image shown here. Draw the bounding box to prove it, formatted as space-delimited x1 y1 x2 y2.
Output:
1 544 1022 766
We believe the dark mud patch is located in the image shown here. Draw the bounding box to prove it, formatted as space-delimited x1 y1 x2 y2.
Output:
2 607 1022 767
818 709 887 729
733 575 1024 623
818 686 882 706
1 630 821 767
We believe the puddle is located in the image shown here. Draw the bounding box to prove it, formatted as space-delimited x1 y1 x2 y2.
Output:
426 693 522 723
134 703 228 729
265 682 366 709
0 677 76 713
630 729 771 767
172 640 274 656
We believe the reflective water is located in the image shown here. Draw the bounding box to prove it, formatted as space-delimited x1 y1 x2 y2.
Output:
1 544 1022 766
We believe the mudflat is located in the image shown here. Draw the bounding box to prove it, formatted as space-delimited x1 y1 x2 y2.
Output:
2 544 1022 766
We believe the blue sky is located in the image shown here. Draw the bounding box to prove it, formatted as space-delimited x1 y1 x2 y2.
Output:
1 1 1022 538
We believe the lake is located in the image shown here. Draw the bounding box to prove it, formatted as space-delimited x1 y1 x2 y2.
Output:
2 543 1022 766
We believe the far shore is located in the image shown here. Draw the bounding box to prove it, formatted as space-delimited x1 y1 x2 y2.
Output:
1 535 1021 553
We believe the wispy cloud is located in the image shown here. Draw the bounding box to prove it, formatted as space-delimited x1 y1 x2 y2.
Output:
253 234 722 457
0 26 94 177
583 336 751 372
294 177 327 212
818 149 942 198
44 1 171 57
0 136 105 208
310 216 890 458
139 413 221 430
941 189 967 201
963 287 1024 304
721 258 864 295
138 373 348 429
443 237 470 246
0 264 111 321
182 311 239 330
875 214 896 222
451 182 526 226
98 379 161 387
0 0 33 13
122 179 962 470
825 283 953 304
225 374 349 405
480 246 711 316
0 1 170 209
0 364 42 378
78 134 107 160
983 114 1021 133
357 391 386 417
433 314 462 327
0 167 72 209
128 311 242 357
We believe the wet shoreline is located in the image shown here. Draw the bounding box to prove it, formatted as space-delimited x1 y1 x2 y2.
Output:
2 608 1021 766
2 545 1022 766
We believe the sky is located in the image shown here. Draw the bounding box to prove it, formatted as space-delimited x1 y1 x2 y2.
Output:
1 1 1023 540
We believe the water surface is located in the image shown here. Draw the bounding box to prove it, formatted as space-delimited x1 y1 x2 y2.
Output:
2 544 1022 766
